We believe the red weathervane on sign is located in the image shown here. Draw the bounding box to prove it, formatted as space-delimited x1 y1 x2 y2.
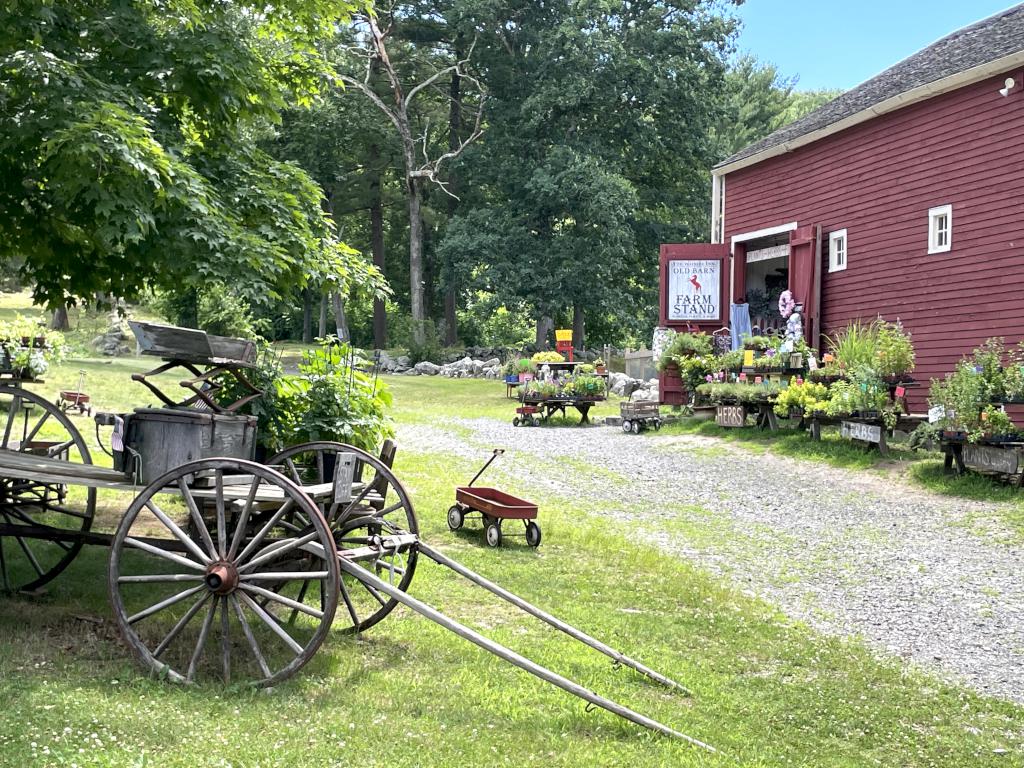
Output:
689 274 702 293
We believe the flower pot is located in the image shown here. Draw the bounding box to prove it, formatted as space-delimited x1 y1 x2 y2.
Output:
32 336 47 349
505 375 519 384
595 365 606 374
20 336 30 346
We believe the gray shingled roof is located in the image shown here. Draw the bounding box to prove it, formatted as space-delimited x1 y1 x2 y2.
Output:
716 3 1024 169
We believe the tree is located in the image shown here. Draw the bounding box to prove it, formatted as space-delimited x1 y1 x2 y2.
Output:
0 0 381 315
439 0 737 345
337 5 485 346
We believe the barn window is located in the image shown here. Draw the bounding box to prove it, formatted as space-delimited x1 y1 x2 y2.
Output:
828 229 847 273
928 204 952 254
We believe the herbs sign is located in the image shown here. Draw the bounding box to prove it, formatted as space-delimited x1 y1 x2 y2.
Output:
668 260 721 322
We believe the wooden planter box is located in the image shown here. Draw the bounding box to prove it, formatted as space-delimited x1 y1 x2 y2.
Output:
659 364 687 406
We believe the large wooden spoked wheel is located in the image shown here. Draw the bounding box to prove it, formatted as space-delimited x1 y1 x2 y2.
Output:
0 384 96 593
268 441 418 633
108 459 339 687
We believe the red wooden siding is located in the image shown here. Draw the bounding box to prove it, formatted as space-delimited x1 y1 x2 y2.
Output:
723 69 1024 408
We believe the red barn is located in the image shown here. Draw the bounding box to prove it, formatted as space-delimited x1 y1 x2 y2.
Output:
662 5 1024 407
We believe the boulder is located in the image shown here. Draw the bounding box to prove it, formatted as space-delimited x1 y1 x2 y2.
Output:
414 361 441 375
396 355 411 367
401 368 421 376
482 357 501 369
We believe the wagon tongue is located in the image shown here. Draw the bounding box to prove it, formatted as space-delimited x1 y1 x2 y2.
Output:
340 543 714 752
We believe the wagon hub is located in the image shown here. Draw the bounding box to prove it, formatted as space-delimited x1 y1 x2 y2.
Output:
204 561 238 595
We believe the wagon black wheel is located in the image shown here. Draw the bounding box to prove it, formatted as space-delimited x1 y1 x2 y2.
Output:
631 421 641 434
108 459 339 687
512 417 520 427
525 521 542 548
447 505 464 531
0 385 95 593
268 441 418 633
621 420 632 434
485 521 502 548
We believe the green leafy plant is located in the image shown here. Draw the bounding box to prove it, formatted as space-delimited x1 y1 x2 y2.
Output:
742 335 773 351
577 363 596 374
976 405 1017 442
220 340 393 453
696 381 781 405
875 321 915 378
657 332 713 371
565 374 605 397
531 351 565 364
513 358 537 374
716 349 744 372
908 422 941 451
0 316 67 378
773 380 829 417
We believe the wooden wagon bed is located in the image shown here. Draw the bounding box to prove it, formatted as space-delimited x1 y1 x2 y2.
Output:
0 447 343 502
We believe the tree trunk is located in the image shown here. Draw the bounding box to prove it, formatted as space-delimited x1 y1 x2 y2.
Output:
177 286 199 329
444 291 457 347
443 52 463 347
318 292 327 338
408 178 426 345
369 154 387 349
572 304 585 352
302 288 312 343
534 315 553 348
50 306 70 331
332 292 349 343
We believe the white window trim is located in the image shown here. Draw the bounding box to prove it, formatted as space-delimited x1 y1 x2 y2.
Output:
828 229 848 273
730 221 798 249
928 204 952 254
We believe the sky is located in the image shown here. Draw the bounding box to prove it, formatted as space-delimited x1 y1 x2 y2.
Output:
731 1 1017 91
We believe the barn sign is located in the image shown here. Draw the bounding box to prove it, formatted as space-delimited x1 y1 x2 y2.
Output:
667 259 722 322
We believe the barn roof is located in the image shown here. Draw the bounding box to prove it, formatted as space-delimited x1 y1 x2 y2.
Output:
716 4 1024 172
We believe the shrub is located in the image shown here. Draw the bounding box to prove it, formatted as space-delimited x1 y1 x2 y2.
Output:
531 351 565 364
220 340 393 453
657 332 713 371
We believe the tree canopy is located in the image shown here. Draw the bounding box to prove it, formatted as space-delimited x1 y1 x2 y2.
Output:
0 0 380 310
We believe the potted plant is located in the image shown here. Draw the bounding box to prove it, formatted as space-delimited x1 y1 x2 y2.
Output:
0 319 66 380
514 358 536 383
594 357 606 374
977 405 1017 443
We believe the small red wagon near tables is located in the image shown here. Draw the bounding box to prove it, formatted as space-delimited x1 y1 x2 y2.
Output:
447 449 541 548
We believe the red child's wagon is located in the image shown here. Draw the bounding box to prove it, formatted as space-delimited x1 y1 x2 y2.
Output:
447 449 541 548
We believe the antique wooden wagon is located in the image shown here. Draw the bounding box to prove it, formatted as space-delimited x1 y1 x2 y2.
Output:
0 323 713 750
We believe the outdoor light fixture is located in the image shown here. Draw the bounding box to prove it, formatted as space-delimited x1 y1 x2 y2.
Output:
999 77 1016 97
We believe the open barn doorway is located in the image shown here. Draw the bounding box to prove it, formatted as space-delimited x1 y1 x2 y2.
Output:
741 233 789 335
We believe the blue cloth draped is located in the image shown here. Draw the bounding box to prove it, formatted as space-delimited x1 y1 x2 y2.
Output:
730 303 752 351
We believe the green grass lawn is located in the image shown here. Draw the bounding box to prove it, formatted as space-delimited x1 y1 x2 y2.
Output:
1 357 1021 766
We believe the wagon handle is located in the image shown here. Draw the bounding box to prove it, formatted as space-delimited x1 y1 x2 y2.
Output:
468 449 504 487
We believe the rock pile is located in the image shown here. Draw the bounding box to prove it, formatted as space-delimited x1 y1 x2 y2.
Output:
91 317 131 357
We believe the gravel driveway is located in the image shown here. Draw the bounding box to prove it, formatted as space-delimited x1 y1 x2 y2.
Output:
398 416 1024 703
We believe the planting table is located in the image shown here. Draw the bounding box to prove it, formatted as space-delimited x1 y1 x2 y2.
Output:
517 395 604 425
941 437 1024 488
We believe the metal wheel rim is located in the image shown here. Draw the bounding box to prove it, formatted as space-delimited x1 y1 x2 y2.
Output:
447 505 463 530
485 524 501 548
621 420 631 433
268 441 418 633
108 458 340 687
0 384 96 593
